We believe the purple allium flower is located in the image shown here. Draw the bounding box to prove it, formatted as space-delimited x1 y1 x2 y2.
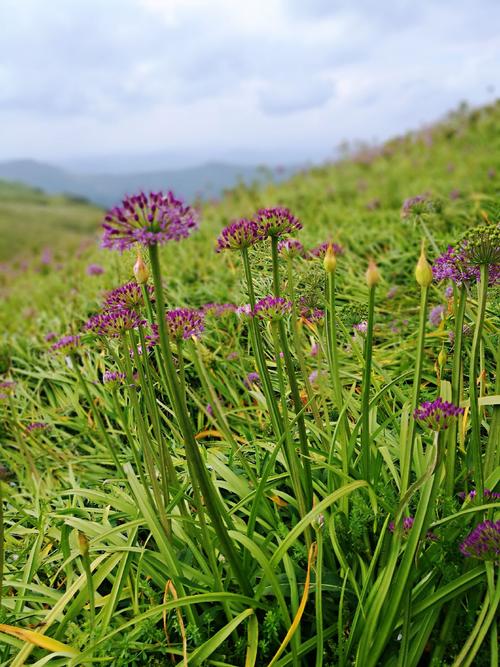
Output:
40 247 53 266
413 396 464 431
85 309 146 337
308 242 344 259
278 239 304 258
202 303 237 317
215 218 261 252
448 323 472 343
244 371 261 388
353 320 368 335
458 489 500 501
51 335 81 353
44 331 57 342
166 308 204 340
400 194 428 219
102 191 198 251
104 282 153 313
25 421 50 434
460 521 500 561
254 207 302 239
460 225 500 266
444 286 454 299
86 263 104 276
253 296 292 320
103 371 126 386
428 304 446 327
433 237 500 286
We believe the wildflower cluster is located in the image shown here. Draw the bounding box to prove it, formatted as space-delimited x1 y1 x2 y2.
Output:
85 309 146 337
103 371 126 386
307 241 344 258
51 335 81 353
413 397 464 431
104 282 153 313
459 521 500 561
253 296 292 320
216 207 302 252
25 422 51 434
102 191 198 251
277 239 304 258
254 207 302 238
166 308 205 340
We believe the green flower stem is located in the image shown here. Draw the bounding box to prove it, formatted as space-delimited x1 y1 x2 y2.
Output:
315 524 324 667
0 481 3 607
270 321 309 522
270 238 312 507
241 247 284 439
469 264 489 497
286 257 323 431
400 285 429 498
361 284 376 482
326 271 350 494
445 284 467 496
71 355 124 478
121 335 171 536
149 244 253 597
484 335 500 478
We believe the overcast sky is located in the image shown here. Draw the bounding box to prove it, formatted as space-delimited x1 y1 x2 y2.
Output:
0 0 498 168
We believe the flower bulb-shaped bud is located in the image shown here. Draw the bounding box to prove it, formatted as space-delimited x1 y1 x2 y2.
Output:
415 241 433 287
366 259 380 287
323 243 337 273
133 252 149 285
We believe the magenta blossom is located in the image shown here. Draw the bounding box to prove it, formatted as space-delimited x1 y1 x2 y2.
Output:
460 521 500 561
253 296 292 320
413 397 464 431
86 264 104 276
166 308 204 340
254 207 302 239
308 242 344 258
51 335 81 353
277 238 304 258
85 309 146 337
104 282 153 313
102 191 198 251
216 218 261 252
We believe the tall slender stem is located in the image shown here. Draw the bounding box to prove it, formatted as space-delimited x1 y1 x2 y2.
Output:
400 285 429 497
469 264 489 497
361 284 376 481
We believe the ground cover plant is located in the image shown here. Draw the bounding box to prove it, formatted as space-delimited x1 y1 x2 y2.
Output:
0 102 499 666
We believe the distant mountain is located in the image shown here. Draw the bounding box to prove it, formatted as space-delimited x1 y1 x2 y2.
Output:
0 159 292 207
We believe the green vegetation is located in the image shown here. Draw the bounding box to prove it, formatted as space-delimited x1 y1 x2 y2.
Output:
0 181 101 261
0 102 499 666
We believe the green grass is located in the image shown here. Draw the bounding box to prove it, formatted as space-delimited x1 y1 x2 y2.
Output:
0 101 499 666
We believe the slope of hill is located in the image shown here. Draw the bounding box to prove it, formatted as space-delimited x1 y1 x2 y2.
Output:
0 181 102 261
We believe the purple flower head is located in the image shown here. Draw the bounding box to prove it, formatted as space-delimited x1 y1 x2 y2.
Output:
85 309 146 337
413 396 464 431
25 421 51 434
253 296 292 320
166 308 204 340
104 282 153 313
51 335 81 353
458 489 500 502
353 320 368 335
433 240 500 286
244 371 261 388
459 225 500 267
254 207 302 239
278 239 304 258
308 242 344 259
216 218 261 252
102 191 198 251
44 331 57 342
103 371 126 386
400 194 428 219
86 264 104 276
428 304 446 327
444 286 454 298
236 304 252 317
300 306 325 325
460 521 500 561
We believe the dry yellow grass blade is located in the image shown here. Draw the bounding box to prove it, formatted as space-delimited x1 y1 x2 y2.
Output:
0 624 80 657
268 542 318 667
163 580 188 667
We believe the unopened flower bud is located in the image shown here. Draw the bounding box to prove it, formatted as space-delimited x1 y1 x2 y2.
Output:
438 347 447 368
365 259 380 287
323 243 337 273
415 241 433 287
133 252 149 285
78 531 89 556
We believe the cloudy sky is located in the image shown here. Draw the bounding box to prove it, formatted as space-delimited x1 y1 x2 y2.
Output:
0 0 498 168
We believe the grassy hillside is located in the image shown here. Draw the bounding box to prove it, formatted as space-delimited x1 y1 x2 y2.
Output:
0 180 102 261
0 102 498 666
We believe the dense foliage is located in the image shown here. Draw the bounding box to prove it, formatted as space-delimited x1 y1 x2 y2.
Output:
0 101 499 666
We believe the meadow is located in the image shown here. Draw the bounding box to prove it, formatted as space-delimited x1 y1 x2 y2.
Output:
0 102 498 666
